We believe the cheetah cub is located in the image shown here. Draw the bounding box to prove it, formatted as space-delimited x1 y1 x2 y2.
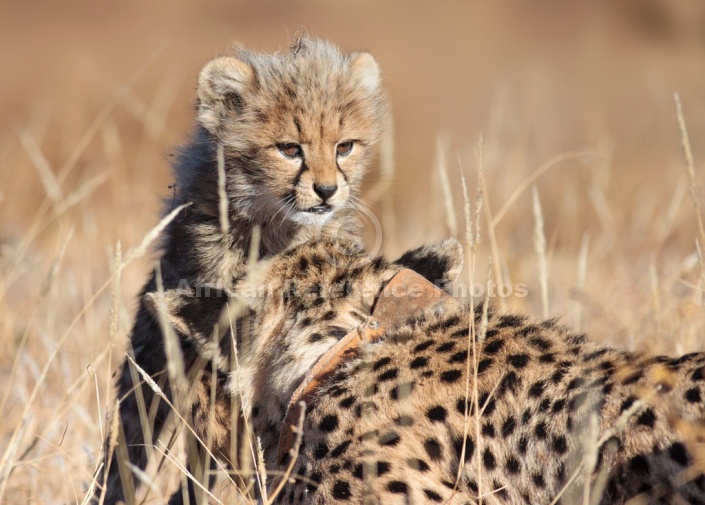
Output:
95 36 388 505
165 238 705 504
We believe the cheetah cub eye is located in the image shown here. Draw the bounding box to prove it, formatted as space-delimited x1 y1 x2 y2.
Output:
336 141 354 157
277 143 303 159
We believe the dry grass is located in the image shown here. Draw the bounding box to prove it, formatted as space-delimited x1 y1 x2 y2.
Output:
2 1 705 503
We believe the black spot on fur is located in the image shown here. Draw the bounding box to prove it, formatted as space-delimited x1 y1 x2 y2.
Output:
436 341 456 353
552 436 568 454
423 489 443 502
534 421 548 439
314 443 329 459
414 339 434 353
482 423 496 438
529 338 552 351
501 417 516 437
427 406 448 422
410 356 429 369
332 480 351 500
448 351 467 364
424 438 443 461
685 387 702 403
377 368 398 382
532 473 546 489
692 367 704 382
637 409 656 427
669 442 690 466
387 481 408 494
498 314 525 328
484 339 505 354
331 440 351 458
477 358 493 374
483 448 496 470
339 396 355 409
440 369 463 383
620 396 636 412
506 456 521 474
630 455 651 475
498 371 520 395
407 457 430 472
453 435 474 462
373 357 392 371
507 354 530 368
529 380 546 398
319 414 339 432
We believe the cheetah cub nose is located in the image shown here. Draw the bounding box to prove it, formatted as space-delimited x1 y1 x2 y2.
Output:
313 184 338 202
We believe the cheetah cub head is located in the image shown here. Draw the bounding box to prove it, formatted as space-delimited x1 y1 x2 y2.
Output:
194 35 388 227
230 238 463 425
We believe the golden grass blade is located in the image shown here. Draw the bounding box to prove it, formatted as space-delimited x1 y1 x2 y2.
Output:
532 187 549 319
217 143 230 238
436 137 457 238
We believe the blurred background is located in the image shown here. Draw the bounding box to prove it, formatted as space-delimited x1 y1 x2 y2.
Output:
2 0 705 502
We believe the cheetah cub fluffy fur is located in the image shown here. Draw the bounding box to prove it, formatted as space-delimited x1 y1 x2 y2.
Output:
165 238 705 504
95 36 387 505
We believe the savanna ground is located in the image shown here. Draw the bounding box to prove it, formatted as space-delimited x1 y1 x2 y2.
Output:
2 1 705 503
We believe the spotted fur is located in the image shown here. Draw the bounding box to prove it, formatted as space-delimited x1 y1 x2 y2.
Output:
94 36 388 505
198 238 704 504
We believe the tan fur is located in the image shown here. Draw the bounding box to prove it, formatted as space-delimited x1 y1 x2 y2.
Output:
196 238 705 504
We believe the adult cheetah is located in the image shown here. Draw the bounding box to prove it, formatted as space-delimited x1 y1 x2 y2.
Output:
94 36 388 505
161 238 705 504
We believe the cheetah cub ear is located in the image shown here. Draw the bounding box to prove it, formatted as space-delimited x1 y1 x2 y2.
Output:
350 52 382 93
197 56 255 134
393 238 464 292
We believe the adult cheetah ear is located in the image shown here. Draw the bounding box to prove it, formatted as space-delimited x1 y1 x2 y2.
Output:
143 288 229 341
197 56 255 134
393 238 464 292
350 52 381 93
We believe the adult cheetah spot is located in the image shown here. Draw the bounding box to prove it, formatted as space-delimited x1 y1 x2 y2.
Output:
484 339 505 354
377 368 398 382
332 480 351 500
440 369 463 383
426 406 448 422
314 443 329 459
483 448 496 470
339 396 356 409
330 440 352 458
692 366 704 382
629 455 651 475
669 442 690 466
386 481 408 494
453 435 474 462
436 341 456 353
424 438 443 461
685 387 702 403
372 357 392 371
506 456 521 474
319 414 339 432
637 408 656 428
413 339 434 353
477 358 493 374
507 354 530 368
410 356 429 369
423 489 443 502
407 457 431 472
